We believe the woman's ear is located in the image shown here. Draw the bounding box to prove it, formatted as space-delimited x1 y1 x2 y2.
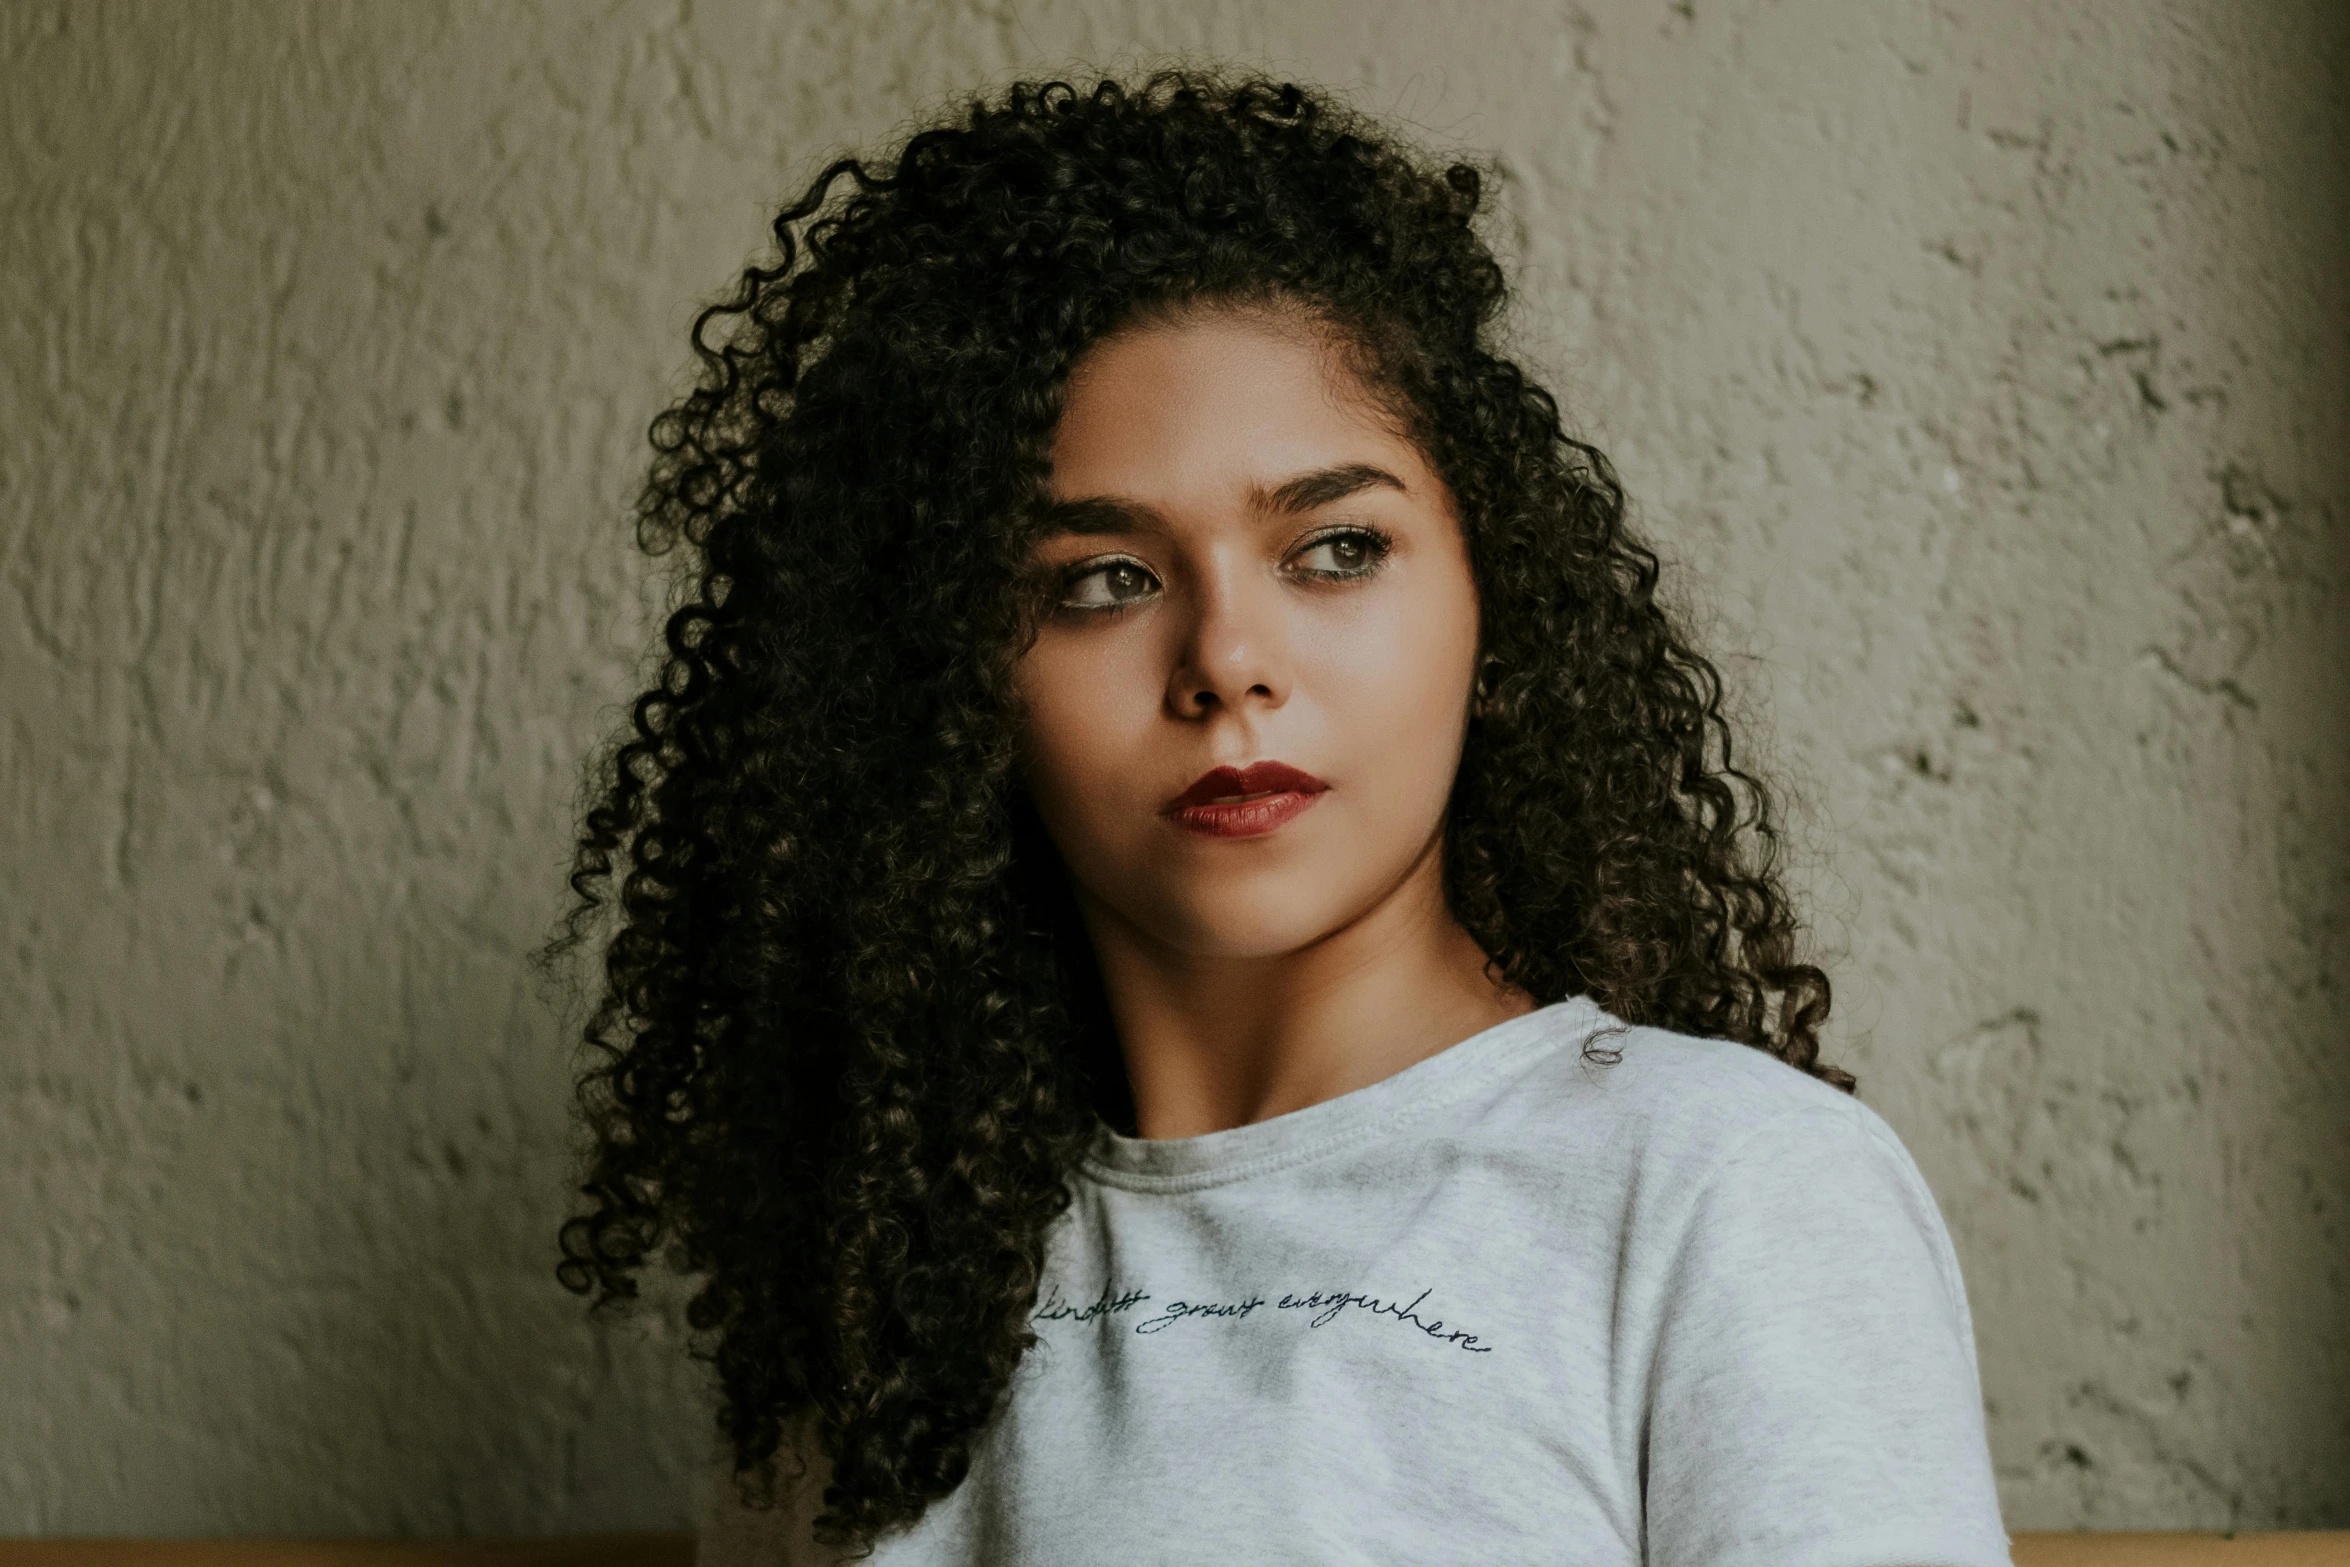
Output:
1470 652 1503 721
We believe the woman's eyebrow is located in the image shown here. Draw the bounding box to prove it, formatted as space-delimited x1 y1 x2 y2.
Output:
1037 462 1406 536
1255 462 1408 515
1035 495 1165 536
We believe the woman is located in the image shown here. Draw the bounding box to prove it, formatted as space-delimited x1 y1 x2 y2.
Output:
554 72 2010 1564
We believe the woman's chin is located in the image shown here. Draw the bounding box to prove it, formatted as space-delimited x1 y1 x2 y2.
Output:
1114 881 1387 965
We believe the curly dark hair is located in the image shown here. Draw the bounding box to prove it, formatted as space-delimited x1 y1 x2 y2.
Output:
548 69 1843 1554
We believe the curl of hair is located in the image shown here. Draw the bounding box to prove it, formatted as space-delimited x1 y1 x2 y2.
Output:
548 70 1844 1555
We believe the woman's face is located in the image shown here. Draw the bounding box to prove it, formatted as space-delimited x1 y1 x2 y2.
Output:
1014 307 1483 961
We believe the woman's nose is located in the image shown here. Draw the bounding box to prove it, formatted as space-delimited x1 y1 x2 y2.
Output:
1164 566 1292 720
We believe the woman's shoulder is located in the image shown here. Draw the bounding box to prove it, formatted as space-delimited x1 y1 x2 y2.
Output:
1498 1001 1922 1196
1497 1003 1975 1335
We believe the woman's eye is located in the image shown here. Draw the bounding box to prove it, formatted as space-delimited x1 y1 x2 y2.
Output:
1058 557 1161 611
1290 528 1391 580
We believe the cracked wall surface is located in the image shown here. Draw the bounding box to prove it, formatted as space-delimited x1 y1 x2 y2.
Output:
3 0 2344 1537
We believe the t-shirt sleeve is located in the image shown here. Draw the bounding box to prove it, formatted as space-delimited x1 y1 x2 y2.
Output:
1642 1102 2012 1567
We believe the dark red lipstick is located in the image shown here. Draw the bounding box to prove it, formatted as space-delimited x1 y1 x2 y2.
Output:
1163 761 1329 839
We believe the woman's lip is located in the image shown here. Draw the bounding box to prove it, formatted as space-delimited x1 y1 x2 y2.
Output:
1162 762 1329 839
1166 791 1323 839
1164 761 1329 811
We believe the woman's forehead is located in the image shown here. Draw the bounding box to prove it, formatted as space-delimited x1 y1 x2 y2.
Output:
1048 309 1429 508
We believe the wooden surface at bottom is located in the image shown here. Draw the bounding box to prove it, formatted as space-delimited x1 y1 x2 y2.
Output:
0 1541 694 1567
1 1532 2346 1565
2014 1536 2350 1567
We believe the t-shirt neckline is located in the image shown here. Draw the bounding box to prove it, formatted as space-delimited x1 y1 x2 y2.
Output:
1080 996 1603 1193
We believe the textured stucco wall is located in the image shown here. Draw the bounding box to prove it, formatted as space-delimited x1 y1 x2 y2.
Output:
3 0 2343 1537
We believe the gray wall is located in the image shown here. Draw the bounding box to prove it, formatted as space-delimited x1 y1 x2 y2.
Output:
3 0 2343 1537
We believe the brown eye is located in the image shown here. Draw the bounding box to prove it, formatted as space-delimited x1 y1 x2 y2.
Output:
1060 556 1161 611
1291 528 1391 580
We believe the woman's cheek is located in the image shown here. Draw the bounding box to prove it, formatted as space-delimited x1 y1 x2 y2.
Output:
1319 600 1473 817
1020 639 1155 859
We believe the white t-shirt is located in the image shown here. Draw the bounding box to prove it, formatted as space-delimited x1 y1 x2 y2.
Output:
701 998 2012 1566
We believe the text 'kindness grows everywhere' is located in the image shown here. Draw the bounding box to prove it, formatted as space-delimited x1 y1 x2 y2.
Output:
1033 1281 1495 1352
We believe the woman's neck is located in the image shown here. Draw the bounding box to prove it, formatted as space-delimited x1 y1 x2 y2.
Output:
1078 835 1534 1140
